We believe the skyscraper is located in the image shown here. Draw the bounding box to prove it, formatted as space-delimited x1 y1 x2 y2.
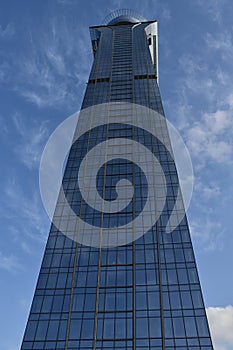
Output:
21 9 213 350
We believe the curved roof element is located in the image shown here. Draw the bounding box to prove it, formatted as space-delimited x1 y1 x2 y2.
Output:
103 9 147 25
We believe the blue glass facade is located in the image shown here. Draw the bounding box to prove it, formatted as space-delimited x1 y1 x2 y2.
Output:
21 14 213 350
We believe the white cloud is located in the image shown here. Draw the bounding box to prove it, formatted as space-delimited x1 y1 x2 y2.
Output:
0 61 9 82
190 219 224 252
0 251 22 272
16 57 71 108
207 305 233 350
177 34 233 108
174 23 233 178
175 69 233 167
12 112 49 169
195 179 221 200
46 48 66 75
9 226 33 254
203 109 233 134
176 51 233 250
0 17 91 109
205 31 233 60
0 23 15 38
2 178 49 243
57 0 76 4
179 54 207 76
160 5 171 21
184 105 233 166
197 0 226 23
177 54 219 107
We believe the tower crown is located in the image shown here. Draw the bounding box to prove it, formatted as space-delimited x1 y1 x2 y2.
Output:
103 9 147 25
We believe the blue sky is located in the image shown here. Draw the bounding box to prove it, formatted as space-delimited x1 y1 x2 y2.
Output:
0 0 233 349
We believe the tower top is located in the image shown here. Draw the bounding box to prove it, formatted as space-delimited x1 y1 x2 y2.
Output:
102 9 147 25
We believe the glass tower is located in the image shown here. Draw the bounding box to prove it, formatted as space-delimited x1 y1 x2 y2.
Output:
21 9 213 350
